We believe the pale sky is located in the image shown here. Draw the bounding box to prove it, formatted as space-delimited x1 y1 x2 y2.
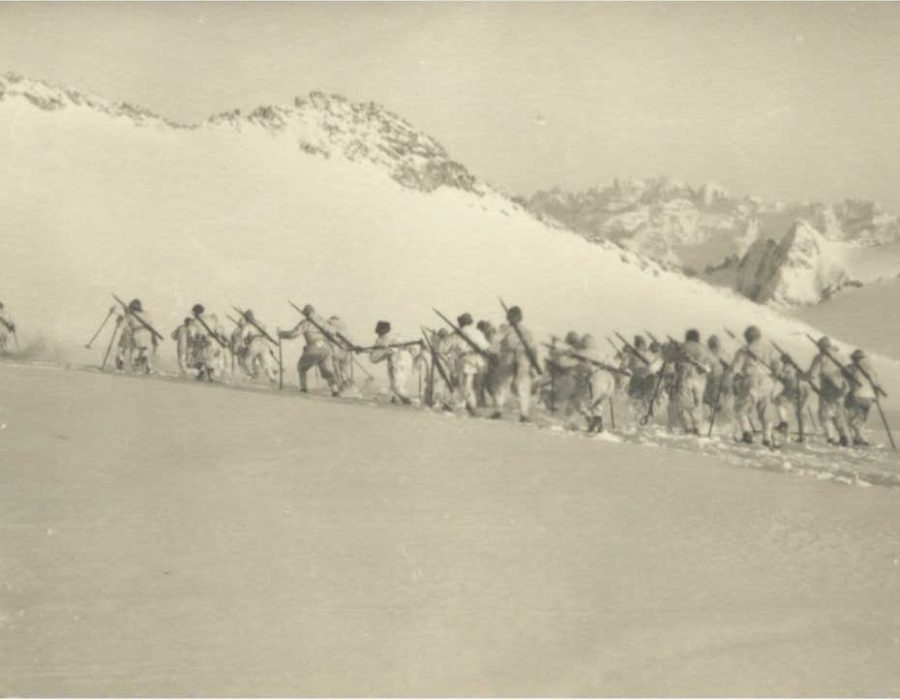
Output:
2 2 900 210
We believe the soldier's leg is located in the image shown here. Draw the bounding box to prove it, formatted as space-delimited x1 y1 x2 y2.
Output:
297 351 313 391
833 400 851 444
390 359 412 404
818 398 841 443
490 369 510 418
516 363 532 420
462 370 479 414
316 354 340 395
756 396 773 444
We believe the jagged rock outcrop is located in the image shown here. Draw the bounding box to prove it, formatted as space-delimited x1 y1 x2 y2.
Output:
730 220 853 307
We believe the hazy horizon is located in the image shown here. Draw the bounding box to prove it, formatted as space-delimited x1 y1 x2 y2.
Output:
2 2 900 209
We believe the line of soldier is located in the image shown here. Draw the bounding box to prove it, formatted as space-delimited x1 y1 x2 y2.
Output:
85 296 893 450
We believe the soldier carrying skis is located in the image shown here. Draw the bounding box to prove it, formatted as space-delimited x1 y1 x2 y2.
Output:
806 336 852 447
844 349 888 447
190 303 228 382
113 297 159 374
730 325 780 446
279 304 342 396
234 308 279 384
171 317 196 375
0 301 17 355
368 320 417 405
488 305 540 423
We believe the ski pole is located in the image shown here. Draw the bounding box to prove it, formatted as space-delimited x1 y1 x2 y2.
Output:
872 398 896 450
100 318 121 370
85 307 116 349
642 363 667 426
807 405 818 434
277 332 284 391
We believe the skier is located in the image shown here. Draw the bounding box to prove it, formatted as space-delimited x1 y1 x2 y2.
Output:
369 320 414 405
190 303 227 382
170 317 196 375
772 353 812 442
236 309 278 384
807 336 851 446
731 325 779 446
659 340 682 432
0 301 16 354
548 332 587 429
444 312 491 416
674 329 713 435
703 334 737 438
475 320 497 407
278 304 340 396
622 335 657 425
571 334 616 433
115 298 157 374
844 349 883 446
488 306 538 423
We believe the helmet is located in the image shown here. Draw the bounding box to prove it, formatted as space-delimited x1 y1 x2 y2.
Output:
476 320 493 336
851 349 865 362
581 333 595 349
457 313 473 328
744 325 761 343
506 305 523 325
780 353 792 364
129 298 143 313
243 309 255 322
436 328 449 339
183 317 193 325
817 336 832 351
375 320 391 336
565 331 580 346
302 304 315 317
685 328 700 343
707 335 720 351
634 335 646 349
192 303 205 316
649 341 661 353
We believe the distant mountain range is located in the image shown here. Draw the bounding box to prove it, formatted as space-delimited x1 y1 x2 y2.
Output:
525 178 900 307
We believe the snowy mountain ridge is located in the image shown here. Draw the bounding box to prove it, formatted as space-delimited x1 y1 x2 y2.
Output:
527 178 900 268
527 178 900 307
0 71 189 129
714 220 853 308
1 72 482 196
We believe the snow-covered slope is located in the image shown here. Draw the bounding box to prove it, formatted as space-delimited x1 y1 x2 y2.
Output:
526 180 900 298
791 275 900 361
1 72 896 394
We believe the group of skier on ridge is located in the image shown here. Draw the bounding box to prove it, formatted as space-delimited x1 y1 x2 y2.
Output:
1 294 892 451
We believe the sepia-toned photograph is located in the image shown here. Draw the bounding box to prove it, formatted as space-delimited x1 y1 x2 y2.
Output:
1 1 899 696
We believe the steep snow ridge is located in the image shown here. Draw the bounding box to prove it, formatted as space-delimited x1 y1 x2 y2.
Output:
208 91 482 195
3 72 900 410
755 221 851 306
1 73 481 196
0 72 188 130
716 220 852 307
